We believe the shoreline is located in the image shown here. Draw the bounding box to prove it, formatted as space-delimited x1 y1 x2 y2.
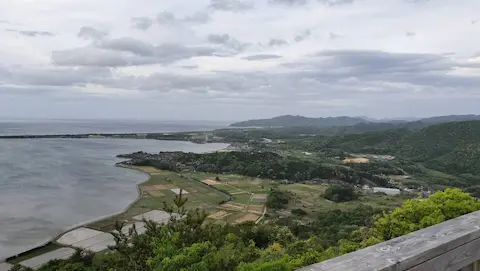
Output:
1 142 231 265
3 164 153 264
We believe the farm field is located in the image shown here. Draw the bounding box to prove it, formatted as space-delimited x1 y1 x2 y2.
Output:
89 166 406 230
89 167 271 230
272 183 406 220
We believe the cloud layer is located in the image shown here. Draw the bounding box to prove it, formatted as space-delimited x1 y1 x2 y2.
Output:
1 0 480 120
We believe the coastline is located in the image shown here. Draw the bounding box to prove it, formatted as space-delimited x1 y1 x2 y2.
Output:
3 163 153 264
1 139 231 265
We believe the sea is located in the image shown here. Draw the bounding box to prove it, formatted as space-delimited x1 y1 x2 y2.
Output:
0 120 229 259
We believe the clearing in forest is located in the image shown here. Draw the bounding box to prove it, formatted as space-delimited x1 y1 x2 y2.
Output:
343 157 369 163
208 210 231 220
235 213 260 224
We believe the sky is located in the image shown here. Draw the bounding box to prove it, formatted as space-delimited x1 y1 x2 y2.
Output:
1 0 480 121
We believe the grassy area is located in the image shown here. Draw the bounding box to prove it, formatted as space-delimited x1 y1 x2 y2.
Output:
232 193 252 205
88 167 229 231
269 183 406 220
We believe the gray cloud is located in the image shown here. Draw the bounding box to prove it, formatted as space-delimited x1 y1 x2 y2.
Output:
318 0 357 5
77 26 107 40
294 29 311 42
208 34 231 44
181 65 198 69
209 0 254 11
405 0 431 3
7 48 480 120
298 50 480 89
207 34 250 52
120 50 480 94
98 38 156 56
0 66 112 89
270 0 308 5
52 47 150 67
6 29 54 37
270 0 359 5
406 31 416 37
52 40 217 67
156 12 177 25
183 12 211 24
243 54 282 60
268 38 288 47
131 17 154 30
329 32 341 39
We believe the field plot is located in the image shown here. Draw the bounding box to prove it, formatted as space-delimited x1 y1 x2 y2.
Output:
248 205 265 215
208 210 231 220
88 169 229 231
269 183 406 220
235 213 260 223
252 194 267 203
232 193 252 205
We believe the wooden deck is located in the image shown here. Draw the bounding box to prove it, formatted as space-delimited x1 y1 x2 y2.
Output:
298 210 480 271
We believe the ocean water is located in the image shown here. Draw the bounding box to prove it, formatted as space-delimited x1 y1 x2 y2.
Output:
0 119 228 136
0 121 229 259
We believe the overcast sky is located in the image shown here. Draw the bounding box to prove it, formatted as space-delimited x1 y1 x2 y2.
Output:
1 0 480 121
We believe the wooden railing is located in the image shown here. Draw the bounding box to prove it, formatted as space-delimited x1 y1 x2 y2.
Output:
298 210 480 271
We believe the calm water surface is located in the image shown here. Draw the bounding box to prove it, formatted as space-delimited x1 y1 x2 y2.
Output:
0 121 228 259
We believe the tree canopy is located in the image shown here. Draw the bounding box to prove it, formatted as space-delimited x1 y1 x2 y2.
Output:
323 185 357 203
15 189 480 271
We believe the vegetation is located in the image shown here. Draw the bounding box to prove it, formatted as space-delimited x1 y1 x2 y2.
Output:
14 119 480 270
323 186 357 203
229 115 368 128
266 189 295 209
15 189 479 271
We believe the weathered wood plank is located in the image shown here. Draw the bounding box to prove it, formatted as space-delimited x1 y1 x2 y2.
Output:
408 237 480 271
298 210 480 271
460 264 473 271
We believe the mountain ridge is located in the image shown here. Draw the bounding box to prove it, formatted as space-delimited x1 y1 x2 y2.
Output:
229 114 480 128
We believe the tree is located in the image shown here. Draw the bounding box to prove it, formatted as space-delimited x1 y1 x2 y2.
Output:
323 186 357 202
368 188 480 241
291 209 307 216
266 189 295 209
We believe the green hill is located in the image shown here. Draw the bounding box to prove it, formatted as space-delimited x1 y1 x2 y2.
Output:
419 114 480 124
229 115 369 127
398 121 480 161
230 114 480 129
323 121 480 176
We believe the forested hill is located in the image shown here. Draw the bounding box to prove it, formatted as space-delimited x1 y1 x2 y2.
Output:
419 114 480 124
229 115 368 127
229 114 480 129
324 120 480 176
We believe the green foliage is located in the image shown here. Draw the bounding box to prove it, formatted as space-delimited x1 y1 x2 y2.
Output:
291 209 307 216
126 151 341 183
30 189 480 271
266 189 295 209
323 186 357 203
368 188 480 241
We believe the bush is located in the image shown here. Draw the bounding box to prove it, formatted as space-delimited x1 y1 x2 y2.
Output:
323 185 357 202
291 209 307 216
266 189 295 209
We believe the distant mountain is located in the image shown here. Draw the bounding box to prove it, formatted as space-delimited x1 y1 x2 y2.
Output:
229 115 369 128
230 114 480 129
418 115 480 124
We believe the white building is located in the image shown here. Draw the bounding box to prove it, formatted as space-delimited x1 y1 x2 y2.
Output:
373 187 401 196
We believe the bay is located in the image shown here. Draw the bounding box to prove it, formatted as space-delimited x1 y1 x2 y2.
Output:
0 119 228 136
0 138 228 259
